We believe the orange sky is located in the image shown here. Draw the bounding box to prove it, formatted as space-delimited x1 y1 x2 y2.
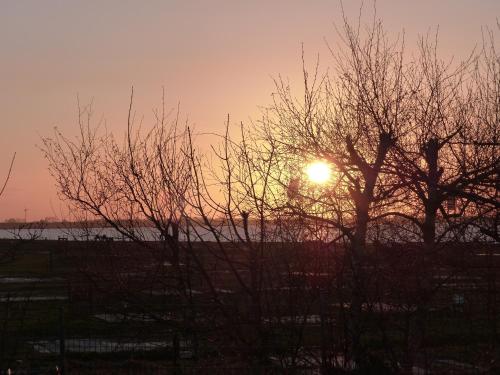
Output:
0 0 498 221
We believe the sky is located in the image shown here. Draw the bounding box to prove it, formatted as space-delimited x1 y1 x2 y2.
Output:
0 0 498 221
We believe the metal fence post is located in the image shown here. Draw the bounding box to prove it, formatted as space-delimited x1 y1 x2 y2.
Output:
173 332 180 374
58 306 65 374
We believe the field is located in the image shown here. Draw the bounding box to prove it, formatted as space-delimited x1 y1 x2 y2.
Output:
1 238 500 374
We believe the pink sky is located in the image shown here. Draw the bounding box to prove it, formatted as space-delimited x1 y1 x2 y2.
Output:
0 0 498 221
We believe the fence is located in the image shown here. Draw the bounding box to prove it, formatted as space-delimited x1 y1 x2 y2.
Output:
1 239 499 373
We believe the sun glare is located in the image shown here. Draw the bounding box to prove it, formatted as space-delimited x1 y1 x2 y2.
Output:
305 161 332 185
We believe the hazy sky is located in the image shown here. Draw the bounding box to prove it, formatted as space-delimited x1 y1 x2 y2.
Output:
0 0 498 221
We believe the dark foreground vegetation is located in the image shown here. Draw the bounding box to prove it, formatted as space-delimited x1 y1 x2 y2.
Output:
1 238 500 374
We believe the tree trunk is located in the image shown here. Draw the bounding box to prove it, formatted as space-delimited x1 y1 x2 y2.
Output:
405 138 441 373
350 197 370 369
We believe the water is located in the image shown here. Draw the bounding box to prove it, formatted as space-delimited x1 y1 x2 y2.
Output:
0 295 67 302
30 338 192 355
0 277 63 283
0 225 246 241
0 221 495 243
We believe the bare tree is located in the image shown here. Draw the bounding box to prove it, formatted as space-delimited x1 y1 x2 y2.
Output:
183 118 321 369
258 14 415 368
0 153 16 264
42 90 190 243
250 14 499 372
41 90 197 327
0 153 15 199
375 29 500 370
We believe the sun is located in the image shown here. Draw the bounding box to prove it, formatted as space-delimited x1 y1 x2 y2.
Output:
305 161 332 185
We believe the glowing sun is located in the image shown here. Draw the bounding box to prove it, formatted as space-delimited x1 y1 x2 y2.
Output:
305 161 332 184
